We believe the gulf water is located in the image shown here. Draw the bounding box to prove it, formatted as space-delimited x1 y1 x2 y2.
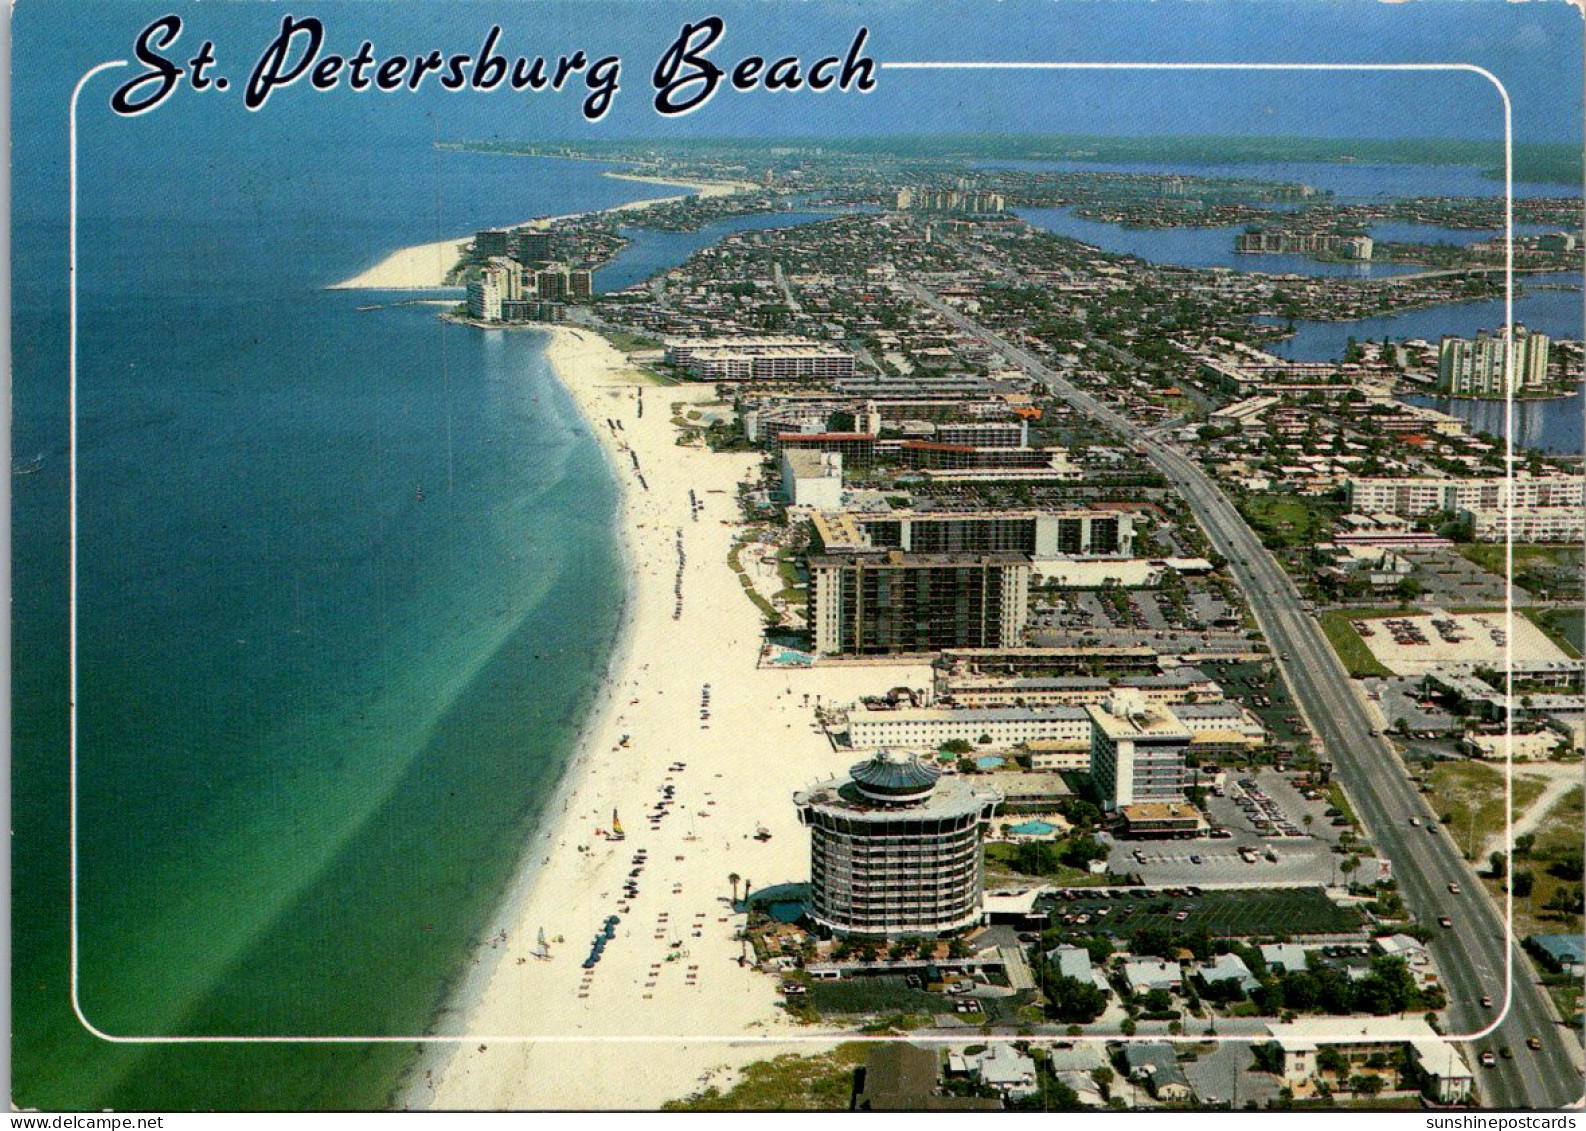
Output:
11 78 689 1111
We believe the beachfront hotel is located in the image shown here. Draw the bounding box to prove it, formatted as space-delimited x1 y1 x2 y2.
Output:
664 335 857 382
808 549 1032 655
794 752 1002 938
809 508 1134 560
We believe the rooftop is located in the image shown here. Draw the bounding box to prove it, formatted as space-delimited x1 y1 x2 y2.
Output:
851 704 1091 725
795 756 1002 822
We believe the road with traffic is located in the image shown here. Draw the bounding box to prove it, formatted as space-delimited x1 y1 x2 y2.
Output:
910 281 1583 1108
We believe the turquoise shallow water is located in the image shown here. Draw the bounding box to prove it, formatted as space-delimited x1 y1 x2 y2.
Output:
11 63 663 1109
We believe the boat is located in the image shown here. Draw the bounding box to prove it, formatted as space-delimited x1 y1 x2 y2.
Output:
415 484 426 502
532 927 552 960
12 453 43 476
609 809 625 842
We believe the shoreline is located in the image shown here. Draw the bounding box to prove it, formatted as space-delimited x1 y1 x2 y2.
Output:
328 172 753 291
401 326 926 1109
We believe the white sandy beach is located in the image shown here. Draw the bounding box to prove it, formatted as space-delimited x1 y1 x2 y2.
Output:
405 327 926 1110
329 173 753 291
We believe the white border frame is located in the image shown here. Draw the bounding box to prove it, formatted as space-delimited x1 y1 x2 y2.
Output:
68 57 1522 1049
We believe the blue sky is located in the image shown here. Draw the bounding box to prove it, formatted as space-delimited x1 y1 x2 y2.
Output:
16 0 1584 149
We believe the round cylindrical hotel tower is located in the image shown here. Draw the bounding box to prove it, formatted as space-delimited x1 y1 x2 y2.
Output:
794 752 1002 939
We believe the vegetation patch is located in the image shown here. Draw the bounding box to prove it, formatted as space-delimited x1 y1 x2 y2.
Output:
1238 493 1341 550
1041 886 1359 938
661 1044 867 1111
1317 611 1397 678
806 977 951 1017
1427 761 1548 861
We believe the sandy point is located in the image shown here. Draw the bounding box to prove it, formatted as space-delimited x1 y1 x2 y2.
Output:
329 172 753 291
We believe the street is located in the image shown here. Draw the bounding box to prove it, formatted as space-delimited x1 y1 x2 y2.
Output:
911 281 1585 1108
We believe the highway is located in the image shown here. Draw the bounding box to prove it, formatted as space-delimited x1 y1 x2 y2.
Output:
909 282 1584 1108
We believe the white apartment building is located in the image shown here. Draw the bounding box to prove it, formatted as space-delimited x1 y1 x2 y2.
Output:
1346 474 1585 517
1461 506 1585 543
664 336 856 381
780 449 844 510
1088 692 1193 808
847 705 1092 749
465 275 503 322
1438 325 1550 396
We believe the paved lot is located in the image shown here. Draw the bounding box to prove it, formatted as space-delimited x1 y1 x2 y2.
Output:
1359 609 1571 675
1402 548 1531 605
1361 676 1461 735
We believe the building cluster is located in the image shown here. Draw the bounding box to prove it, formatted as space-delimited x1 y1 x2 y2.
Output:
464 226 593 324
664 335 856 381
896 183 1007 215
1437 324 1551 397
1345 472 1585 543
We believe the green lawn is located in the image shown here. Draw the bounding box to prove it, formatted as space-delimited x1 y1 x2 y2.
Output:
728 536 779 622
1315 609 1423 678
806 977 952 1017
1239 493 1341 550
1508 785 1586 939
986 843 1111 887
1522 607 1583 659
1457 543 1584 604
662 1045 866 1111
1427 761 1548 861
1042 886 1360 938
599 328 663 353
1457 542 1578 577
1531 785 1584 859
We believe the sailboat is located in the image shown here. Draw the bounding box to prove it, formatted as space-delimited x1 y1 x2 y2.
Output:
531 927 552 961
609 809 625 842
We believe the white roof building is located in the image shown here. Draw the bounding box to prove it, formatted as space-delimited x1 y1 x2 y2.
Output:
948 1044 1038 1099
1046 944 1110 995
1122 956 1183 994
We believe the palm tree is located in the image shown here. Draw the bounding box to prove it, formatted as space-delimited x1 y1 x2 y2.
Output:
729 872 741 904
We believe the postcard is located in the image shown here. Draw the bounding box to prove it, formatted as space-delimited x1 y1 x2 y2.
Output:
10 0 1584 1115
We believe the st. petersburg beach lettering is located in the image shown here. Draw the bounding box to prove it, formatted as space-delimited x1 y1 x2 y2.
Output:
108 14 877 120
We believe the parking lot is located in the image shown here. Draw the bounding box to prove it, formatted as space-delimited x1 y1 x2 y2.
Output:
1204 661 1309 748
1110 835 1342 888
1359 609 1571 675
1361 676 1461 736
1038 885 1362 938
1401 548 1527 605
1107 769 1347 887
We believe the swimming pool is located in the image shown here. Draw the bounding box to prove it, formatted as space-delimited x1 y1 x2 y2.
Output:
1010 819 1057 836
